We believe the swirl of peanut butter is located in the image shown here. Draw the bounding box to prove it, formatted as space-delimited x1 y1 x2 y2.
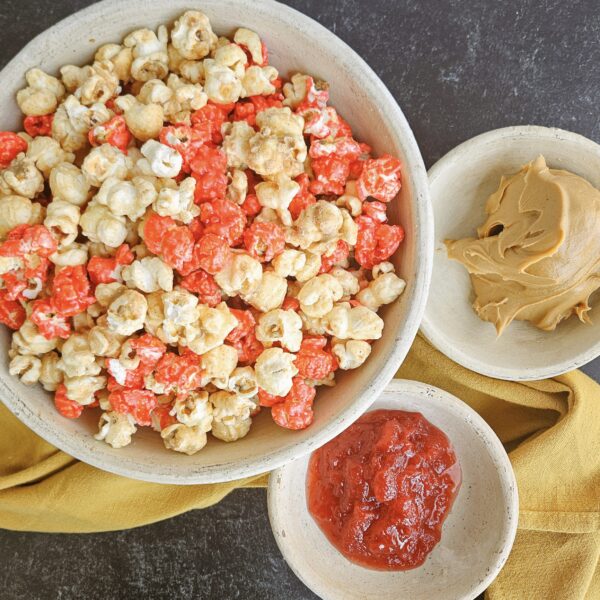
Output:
445 155 600 335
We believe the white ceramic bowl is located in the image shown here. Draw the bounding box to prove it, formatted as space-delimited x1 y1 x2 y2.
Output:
268 379 518 600
421 125 600 381
0 0 433 483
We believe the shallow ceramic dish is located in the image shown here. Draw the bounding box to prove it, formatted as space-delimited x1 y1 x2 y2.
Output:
421 125 600 381
268 379 518 600
0 0 432 483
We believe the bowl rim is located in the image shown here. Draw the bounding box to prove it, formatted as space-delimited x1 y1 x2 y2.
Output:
267 378 519 600
0 0 433 483
421 124 600 381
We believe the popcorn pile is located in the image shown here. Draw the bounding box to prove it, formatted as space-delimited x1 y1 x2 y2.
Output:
0 11 406 454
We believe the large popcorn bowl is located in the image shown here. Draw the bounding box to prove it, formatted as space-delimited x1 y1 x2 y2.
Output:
0 0 432 483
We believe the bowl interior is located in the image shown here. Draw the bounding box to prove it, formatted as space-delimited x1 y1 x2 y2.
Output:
268 379 518 600
0 0 431 482
422 126 600 380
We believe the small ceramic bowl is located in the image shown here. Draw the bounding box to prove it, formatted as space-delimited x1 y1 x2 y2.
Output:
268 379 518 600
0 0 432 483
421 125 600 381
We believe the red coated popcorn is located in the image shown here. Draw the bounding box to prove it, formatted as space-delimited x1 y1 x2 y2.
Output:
1 10 406 454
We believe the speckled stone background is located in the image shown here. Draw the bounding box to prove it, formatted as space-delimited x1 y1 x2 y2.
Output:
0 1 599 599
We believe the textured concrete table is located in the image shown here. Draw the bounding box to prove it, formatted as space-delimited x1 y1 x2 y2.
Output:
0 1 599 598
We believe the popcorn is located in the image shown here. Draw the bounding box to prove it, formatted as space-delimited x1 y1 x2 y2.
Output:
256 308 303 352
243 270 287 312
138 140 183 178
94 43 133 82
80 203 128 247
120 96 164 142
124 26 169 81
95 411 137 448
210 390 254 442
171 390 213 429
52 95 112 152
88 324 125 357
324 303 384 340
49 242 88 267
183 302 237 355
214 44 248 78
286 200 344 249
201 344 238 380
356 271 406 311
161 422 209 454
95 282 128 307
95 176 157 221
255 176 299 226
297 274 344 318
71 61 121 106
222 121 254 169
214 253 263 297
241 66 278 97
153 177 199 223
44 199 80 248
39 351 63 391
17 68 65 116
122 256 173 293
171 11 218 60
203 59 242 104
0 195 44 239
331 339 372 370
227 169 248 205
254 347 298 396
330 266 361 297
49 163 91 206
233 28 265 65
64 374 106 405
226 366 258 398
0 154 45 199
9 353 41 385
26 137 75 179
13 320 58 355
82 144 130 187
57 334 99 378
107 289 148 335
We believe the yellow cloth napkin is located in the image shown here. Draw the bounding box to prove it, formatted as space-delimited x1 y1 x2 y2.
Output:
0 335 598 599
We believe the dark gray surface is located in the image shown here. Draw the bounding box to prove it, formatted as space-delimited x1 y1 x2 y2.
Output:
0 1 599 599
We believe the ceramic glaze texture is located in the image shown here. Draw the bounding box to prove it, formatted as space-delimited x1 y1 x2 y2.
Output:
268 379 518 600
0 0 432 483
422 125 600 381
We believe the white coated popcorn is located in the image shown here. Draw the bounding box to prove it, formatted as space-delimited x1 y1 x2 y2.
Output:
80 203 128 247
95 282 128 307
107 289 148 335
203 59 242 104
226 366 258 399
44 199 80 248
162 289 198 326
163 74 208 122
122 257 173 293
331 267 361 297
222 120 254 169
0 195 44 239
26 136 75 179
241 65 278 97
210 391 254 442
95 411 137 448
95 176 157 221
324 303 384 340
138 140 183 178
201 344 238 380
161 423 209 455
256 309 303 352
82 144 130 187
0 155 44 199
254 347 298 397
94 43 133 82
50 243 88 267
356 272 406 311
116 94 164 142
171 11 217 60
171 390 213 429
272 248 321 283
215 253 263 297
88 324 125 357
49 162 91 206
286 200 344 249
243 270 287 312
124 26 169 81
227 169 248 205
13 320 58 355
255 176 299 226
57 334 100 377
9 353 41 385
52 96 111 152
72 61 121 106
332 339 372 370
153 177 198 223
233 28 264 65
17 68 65 116
39 351 63 391
214 43 248 78
64 374 107 405
182 302 238 355
297 274 344 318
